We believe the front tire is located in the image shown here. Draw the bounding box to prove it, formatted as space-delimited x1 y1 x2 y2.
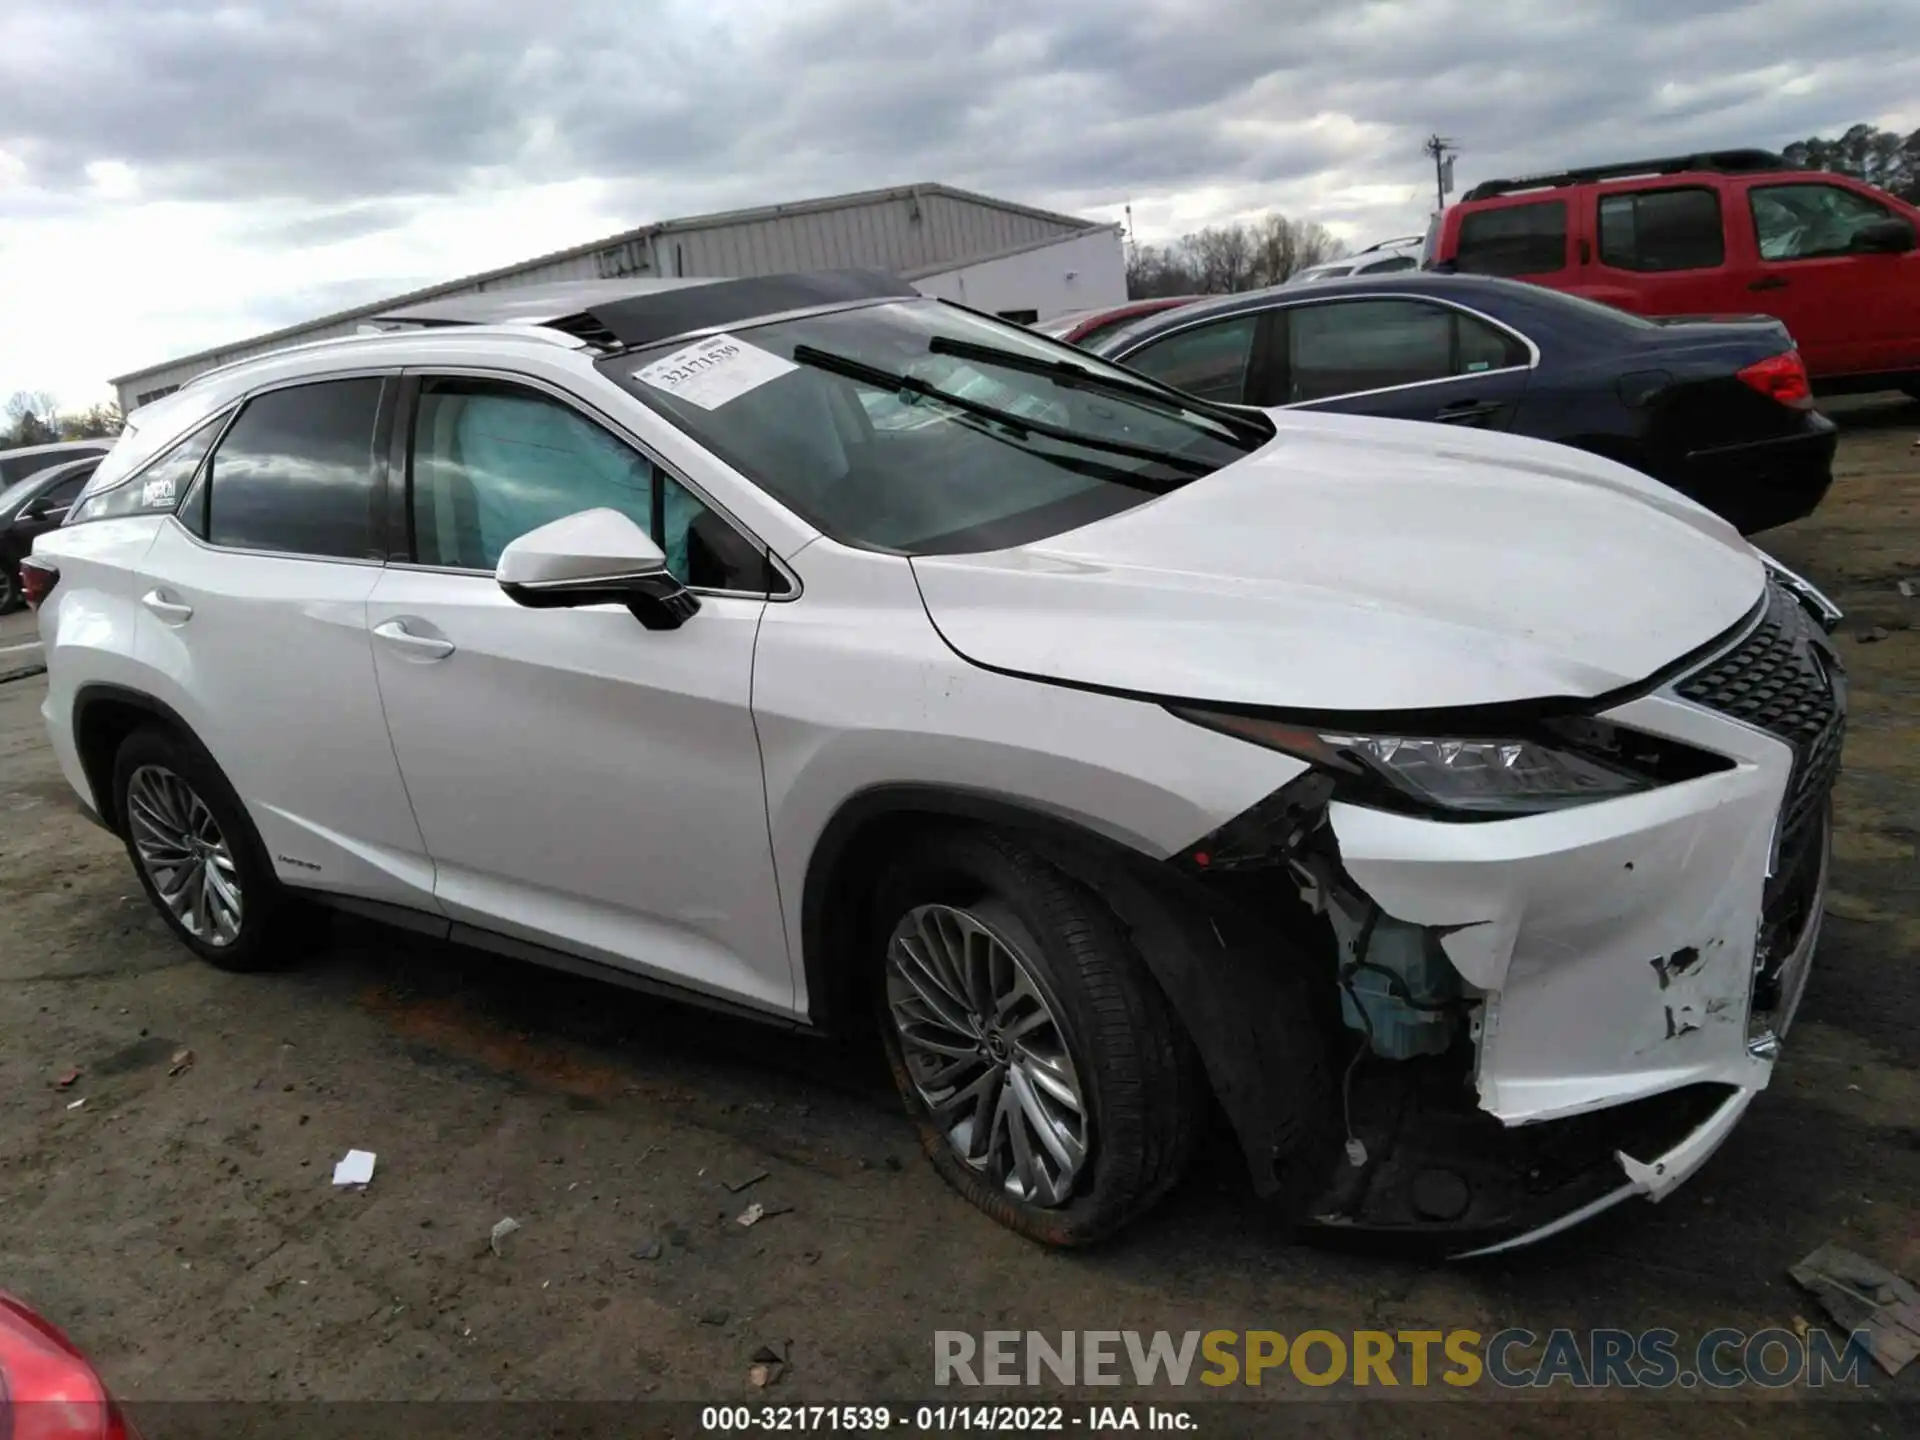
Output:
874 829 1202 1246
112 727 301 972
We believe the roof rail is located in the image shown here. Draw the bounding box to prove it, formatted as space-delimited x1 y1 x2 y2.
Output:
178 324 588 393
1461 149 1792 202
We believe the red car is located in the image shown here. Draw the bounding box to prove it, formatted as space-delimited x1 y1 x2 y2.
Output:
0 1292 138 1439
1428 149 1920 394
1032 295 1201 347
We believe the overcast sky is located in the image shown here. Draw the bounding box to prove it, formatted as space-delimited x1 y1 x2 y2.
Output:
2 0 1916 408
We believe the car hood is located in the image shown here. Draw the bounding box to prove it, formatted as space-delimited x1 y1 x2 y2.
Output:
909 411 1765 712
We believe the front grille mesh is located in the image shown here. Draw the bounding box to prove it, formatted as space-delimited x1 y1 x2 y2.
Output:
1675 577 1844 940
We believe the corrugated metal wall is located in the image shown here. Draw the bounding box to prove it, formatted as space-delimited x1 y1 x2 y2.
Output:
115 188 1090 410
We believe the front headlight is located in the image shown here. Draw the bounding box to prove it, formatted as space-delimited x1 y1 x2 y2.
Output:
1169 708 1658 818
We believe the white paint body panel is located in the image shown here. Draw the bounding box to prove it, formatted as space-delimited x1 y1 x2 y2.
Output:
913 411 1761 710
364 568 791 1014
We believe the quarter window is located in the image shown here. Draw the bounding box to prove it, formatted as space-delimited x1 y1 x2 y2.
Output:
1454 201 1568 276
408 378 777 593
1283 300 1526 403
1598 187 1725 271
1122 315 1260 403
1749 183 1895 260
68 416 224 525
206 379 383 558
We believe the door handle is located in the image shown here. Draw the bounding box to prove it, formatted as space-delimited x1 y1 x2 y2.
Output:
373 618 455 660
1749 275 1789 292
140 589 193 625
1435 400 1504 424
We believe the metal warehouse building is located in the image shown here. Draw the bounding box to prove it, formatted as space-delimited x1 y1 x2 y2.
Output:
111 183 1127 412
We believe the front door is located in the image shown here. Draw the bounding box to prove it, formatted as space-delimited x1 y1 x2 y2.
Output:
365 373 794 1015
1741 178 1920 377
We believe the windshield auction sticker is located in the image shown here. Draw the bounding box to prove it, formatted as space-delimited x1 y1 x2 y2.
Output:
632 333 798 410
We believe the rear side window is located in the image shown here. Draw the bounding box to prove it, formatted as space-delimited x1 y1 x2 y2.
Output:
1454 201 1568 276
1121 315 1260 402
68 419 223 525
1283 300 1527 403
1598 187 1724 271
1355 256 1417 275
206 379 383 558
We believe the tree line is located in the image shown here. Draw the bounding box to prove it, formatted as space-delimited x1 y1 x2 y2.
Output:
1782 123 1920 204
3 391 123 450
1127 213 1350 300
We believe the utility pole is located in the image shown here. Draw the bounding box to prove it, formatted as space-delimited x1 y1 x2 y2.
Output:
1424 134 1457 214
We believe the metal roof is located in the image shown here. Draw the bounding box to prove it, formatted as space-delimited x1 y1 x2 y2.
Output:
110 183 1096 385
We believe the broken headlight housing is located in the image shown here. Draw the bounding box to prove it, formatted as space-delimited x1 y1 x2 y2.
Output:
1169 708 1728 820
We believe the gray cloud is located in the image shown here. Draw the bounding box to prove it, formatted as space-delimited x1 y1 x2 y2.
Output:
1 0 1915 242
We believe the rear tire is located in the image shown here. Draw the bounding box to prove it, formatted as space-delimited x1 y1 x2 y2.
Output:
1901 380 1920 403
0 561 21 615
111 727 304 973
873 828 1203 1246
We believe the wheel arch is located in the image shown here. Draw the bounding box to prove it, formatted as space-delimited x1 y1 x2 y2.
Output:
72 682 208 833
799 783 1342 1205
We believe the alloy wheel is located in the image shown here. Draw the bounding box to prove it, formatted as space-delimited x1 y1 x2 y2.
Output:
125 764 243 946
885 903 1091 1206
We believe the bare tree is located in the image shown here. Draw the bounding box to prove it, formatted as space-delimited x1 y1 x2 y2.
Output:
60 402 124 440
2 391 60 448
1126 210 1354 298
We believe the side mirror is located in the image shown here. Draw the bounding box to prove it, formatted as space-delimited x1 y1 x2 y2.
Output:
21 496 66 522
1852 217 1917 254
495 508 700 632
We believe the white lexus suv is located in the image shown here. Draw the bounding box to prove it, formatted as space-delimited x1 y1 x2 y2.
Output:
28 272 1844 1254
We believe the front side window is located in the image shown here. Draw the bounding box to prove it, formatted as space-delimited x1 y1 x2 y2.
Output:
1355 255 1417 275
68 416 225 525
1598 187 1724 271
205 378 382 558
408 377 772 591
605 300 1266 555
1454 201 1568 276
1122 315 1260 403
1749 182 1895 260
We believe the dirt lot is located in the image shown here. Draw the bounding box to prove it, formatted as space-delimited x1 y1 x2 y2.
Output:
2 404 1917 1437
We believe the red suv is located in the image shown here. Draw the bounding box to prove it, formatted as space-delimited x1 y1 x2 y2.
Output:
1428 149 1920 394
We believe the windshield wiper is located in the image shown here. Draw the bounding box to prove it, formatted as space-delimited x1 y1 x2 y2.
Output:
926 336 1267 439
789 345 1214 476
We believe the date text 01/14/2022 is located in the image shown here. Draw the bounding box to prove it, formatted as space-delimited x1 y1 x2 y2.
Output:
698 1405 1197 1431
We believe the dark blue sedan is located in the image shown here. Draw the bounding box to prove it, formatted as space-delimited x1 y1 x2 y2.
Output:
1086 273 1836 534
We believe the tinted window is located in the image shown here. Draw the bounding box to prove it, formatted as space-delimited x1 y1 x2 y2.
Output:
1355 255 1418 275
41 472 89 509
1285 300 1526 403
68 418 224 525
1123 315 1260 402
1750 183 1895 260
1455 201 1568 276
206 380 381 558
1598 187 1724 271
410 378 775 592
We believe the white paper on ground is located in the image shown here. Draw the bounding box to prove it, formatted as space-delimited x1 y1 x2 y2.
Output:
332 1149 377 1186
631 334 798 410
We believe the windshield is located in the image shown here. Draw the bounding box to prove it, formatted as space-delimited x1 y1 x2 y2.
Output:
606 299 1268 554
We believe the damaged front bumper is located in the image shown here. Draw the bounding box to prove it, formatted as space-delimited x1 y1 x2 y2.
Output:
1299 577 1844 1255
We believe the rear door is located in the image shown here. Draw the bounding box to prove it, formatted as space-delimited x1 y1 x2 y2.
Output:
1586 182 1749 317
133 374 434 907
1741 178 1920 376
1268 295 1533 429
1449 198 1575 285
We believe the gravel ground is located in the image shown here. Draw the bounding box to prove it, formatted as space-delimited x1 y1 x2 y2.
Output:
1 403 1916 1437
